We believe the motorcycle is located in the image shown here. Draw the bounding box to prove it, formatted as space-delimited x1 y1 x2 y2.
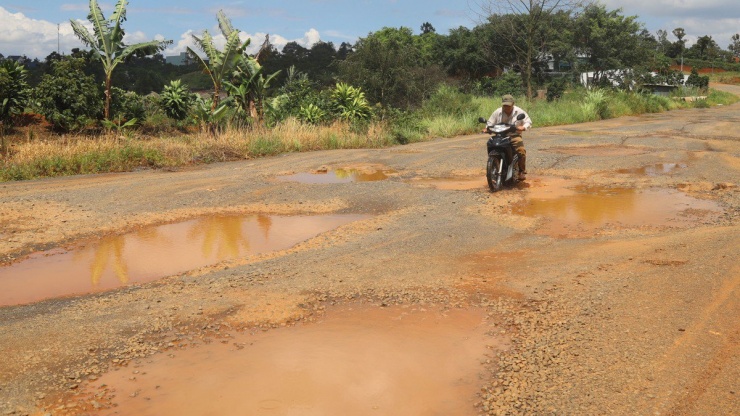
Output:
478 113 526 192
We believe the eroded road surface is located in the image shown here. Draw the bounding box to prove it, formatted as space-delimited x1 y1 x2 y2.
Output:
1 88 738 415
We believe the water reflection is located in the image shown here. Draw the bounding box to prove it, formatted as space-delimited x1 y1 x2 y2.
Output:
89 237 129 286
513 186 721 238
0 214 367 306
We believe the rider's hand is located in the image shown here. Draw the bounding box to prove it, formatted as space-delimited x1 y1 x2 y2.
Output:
516 125 526 132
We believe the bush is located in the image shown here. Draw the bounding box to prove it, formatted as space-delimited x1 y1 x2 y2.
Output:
472 72 525 98
160 80 195 121
31 58 102 132
686 68 709 91
580 89 610 120
422 84 477 117
110 87 146 123
0 60 30 131
330 83 372 121
546 77 568 101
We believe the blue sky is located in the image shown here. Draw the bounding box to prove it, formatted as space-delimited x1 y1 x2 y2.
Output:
1 0 738 59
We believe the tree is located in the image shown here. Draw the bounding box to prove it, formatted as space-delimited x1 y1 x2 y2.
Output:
572 4 649 88
730 34 740 59
670 27 686 64
225 57 281 125
420 22 436 34
337 42 353 60
187 10 251 110
478 0 584 98
338 27 445 109
688 35 719 60
436 26 492 79
31 58 102 132
70 0 172 120
656 30 670 55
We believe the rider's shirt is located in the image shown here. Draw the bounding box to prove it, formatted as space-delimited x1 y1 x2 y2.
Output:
486 105 533 135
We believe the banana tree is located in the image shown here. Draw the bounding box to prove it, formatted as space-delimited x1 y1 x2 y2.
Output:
224 58 281 125
0 60 29 152
70 0 172 120
187 10 251 111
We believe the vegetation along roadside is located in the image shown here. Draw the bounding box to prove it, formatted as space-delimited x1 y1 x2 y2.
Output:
1 0 739 181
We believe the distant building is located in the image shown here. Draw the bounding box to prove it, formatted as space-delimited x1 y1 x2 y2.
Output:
165 52 191 66
6 55 28 64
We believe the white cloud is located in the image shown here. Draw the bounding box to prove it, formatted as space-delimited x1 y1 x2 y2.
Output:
1 6 323 61
668 17 740 48
0 7 84 59
165 28 323 57
599 0 740 46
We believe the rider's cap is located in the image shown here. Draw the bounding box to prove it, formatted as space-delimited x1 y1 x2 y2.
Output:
502 94 515 106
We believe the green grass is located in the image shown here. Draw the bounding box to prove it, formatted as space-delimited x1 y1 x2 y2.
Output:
0 141 167 181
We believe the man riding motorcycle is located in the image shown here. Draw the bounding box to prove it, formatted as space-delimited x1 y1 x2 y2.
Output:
483 94 532 181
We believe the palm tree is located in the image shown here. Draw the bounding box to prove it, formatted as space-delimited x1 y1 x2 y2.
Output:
187 10 252 110
70 0 172 120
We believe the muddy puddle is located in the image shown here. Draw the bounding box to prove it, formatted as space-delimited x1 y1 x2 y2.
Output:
616 163 688 176
0 214 366 306
410 176 487 191
278 167 394 184
513 178 722 238
70 305 497 416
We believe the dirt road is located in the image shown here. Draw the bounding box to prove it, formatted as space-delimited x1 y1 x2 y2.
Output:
1 88 738 415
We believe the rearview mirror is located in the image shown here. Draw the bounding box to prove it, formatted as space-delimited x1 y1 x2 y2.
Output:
517 113 526 120
478 117 486 123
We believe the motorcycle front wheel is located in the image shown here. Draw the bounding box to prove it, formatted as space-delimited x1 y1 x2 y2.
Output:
486 154 503 192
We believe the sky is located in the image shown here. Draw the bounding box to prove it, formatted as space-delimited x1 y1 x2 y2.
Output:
0 0 738 60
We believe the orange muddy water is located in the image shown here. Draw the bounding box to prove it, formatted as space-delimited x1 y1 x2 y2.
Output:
0 214 367 306
278 168 393 184
76 305 496 416
513 179 722 238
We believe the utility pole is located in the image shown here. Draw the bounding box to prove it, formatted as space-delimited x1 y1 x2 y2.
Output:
57 24 60 54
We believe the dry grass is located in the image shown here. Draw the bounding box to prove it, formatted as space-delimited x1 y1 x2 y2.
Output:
0 119 395 181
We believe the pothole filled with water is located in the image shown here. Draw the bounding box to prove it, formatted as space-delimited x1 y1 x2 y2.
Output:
278 166 395 184
512 179 723 238
0 214 367 306
616 163 688 176
70 305 499 416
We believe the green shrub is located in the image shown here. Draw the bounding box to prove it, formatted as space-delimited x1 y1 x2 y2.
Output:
0 60 30 131
473 72 526 98
686 68 709 91
581 89 610 120
422 84 477 117
110 87 146 122
297 103 326 125
330 83 372 121
31 58 102 132
546 77 568 101
160 80 195 121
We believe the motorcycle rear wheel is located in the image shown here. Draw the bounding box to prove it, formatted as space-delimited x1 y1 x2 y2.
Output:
486 155 503 192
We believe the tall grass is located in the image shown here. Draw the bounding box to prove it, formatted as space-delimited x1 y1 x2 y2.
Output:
0 120 394 181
